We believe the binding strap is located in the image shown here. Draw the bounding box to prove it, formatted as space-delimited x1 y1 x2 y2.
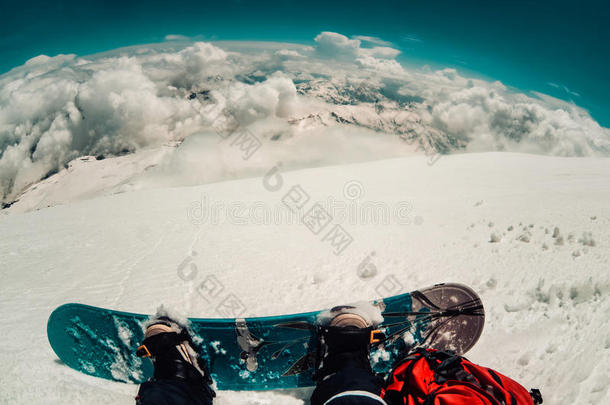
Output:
320 326 386 350
136 329 191 358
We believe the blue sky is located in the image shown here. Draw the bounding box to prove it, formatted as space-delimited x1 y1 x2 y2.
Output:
2 0 609 126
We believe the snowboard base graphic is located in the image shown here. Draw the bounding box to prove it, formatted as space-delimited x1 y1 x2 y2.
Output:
47 283 484 390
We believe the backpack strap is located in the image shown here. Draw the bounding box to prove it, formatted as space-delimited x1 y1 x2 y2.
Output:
421 350 506 405
529 388 543 404
435 354 477 385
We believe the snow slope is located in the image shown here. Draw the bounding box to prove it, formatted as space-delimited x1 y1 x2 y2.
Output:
0 152 608 404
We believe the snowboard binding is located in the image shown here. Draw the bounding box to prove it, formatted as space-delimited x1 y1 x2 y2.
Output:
137 317 215 398
313 307 385 382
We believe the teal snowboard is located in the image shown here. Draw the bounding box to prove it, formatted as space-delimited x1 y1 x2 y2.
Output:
47 283 484 390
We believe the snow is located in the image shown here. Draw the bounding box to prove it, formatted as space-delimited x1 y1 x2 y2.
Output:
0 152 609 404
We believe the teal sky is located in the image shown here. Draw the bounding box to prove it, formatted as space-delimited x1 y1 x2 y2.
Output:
1 0 609 126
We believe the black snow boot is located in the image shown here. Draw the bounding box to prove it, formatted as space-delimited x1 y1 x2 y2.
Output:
310 307 386 405
136 317 215 405
314 309 383 381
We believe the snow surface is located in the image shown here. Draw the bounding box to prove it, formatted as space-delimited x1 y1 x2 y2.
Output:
0 152 608 404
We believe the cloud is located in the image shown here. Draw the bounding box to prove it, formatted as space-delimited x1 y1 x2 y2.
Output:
0 43 230 202
361 46 401 59
396 71 609 155
547 82 581 98
314 32 362 60
275 49 304 58
229 72 298 121
164 34 191 41
314 31 401 68
402 35 423 43
351 35 393 46
356 56 405 75
0 33 608 204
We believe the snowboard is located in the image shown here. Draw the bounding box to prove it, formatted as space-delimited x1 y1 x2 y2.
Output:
47 283 484 390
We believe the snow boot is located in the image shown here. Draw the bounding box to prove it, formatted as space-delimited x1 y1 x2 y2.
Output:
313 306 384 382
136 317 215 399
310 307 386 405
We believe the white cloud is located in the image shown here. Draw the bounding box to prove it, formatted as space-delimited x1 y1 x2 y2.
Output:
351 35 393 46
547 82 581 98
401 73 609 155
402 35 423 43
164 34 190 41
229 72 298 122
275 49 304 58
0 43 231 201
361 46 401 59
314 32 361 60
314 32 401 67
356 56 405 75
0 33 608 204
25 55 53 66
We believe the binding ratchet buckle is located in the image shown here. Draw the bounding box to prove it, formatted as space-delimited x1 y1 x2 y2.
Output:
136 344 152 358
370 329 384 344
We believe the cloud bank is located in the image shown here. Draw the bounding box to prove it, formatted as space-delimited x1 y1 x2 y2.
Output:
0 32 608 204
314 31 401 60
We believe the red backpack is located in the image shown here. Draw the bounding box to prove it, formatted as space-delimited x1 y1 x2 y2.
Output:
382 349 543 405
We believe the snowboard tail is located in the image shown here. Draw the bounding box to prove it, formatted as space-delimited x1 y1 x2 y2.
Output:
47 283 484 390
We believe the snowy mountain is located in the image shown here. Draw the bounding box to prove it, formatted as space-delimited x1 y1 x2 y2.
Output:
2 37 609 212
0 33 609 405
1 153 608 404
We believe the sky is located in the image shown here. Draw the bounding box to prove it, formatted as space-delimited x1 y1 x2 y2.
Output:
1 0 609 126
